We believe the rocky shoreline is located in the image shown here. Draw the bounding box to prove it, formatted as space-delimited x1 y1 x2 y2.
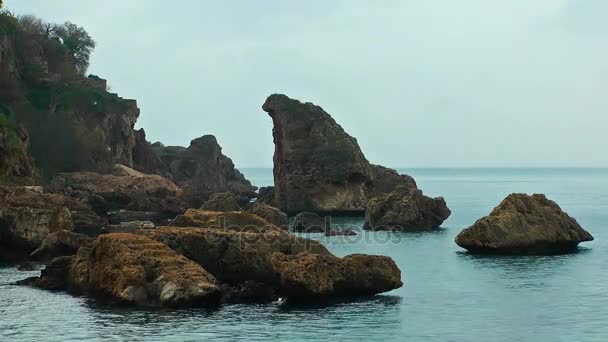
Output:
0 11 596 309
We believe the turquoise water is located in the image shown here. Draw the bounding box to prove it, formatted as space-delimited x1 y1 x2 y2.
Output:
2 168 608 341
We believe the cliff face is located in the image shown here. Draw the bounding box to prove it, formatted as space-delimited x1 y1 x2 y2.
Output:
262 94 444 215
0 15 139 177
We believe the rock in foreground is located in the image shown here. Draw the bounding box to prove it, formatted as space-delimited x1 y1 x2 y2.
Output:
455 193 594 255
250 203 289 230
364 186 451 231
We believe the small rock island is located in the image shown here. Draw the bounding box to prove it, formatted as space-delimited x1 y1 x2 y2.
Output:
455 193 594 255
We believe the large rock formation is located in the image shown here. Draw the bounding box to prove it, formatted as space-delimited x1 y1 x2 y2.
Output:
364 186 451 231
133 135 257 207
262 94 447 215
455 193 594 255
25 211 403 305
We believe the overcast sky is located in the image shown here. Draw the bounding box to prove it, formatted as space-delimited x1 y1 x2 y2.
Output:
7 0 608 167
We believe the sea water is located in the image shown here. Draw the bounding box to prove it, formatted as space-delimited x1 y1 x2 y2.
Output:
1 168 607 341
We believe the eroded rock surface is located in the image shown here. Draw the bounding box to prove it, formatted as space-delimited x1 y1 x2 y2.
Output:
455 193 594 254
262 94 449 217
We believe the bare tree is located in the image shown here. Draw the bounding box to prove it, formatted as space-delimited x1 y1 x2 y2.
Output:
17 15 52 36
51 22 96 74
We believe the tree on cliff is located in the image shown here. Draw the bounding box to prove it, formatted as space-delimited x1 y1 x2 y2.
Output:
51 22 96 74
17 15 53 36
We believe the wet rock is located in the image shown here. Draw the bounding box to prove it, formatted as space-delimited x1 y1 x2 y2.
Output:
364 185 451 231
250 203 288 230
455 193 594 255
200 192 241 212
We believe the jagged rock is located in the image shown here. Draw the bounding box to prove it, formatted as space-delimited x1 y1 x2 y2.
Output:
270 252 402 299
201 192 241 212
0 186 74 261
103 220 155 233
30 233 222 307
455 193 594 255
364 186 451 231
293 212 329 233
262 94 448 216
139 226 331 286
134 135 257 206
49 164 184 215
30 230 93 261
256 186 275 206
170 209 283 233
250 203 288 230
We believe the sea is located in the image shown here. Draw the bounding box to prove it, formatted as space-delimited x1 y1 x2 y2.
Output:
1 168 607 341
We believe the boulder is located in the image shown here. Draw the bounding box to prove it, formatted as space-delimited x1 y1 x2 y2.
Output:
262 94 448 216
30 230 93 261
201 192 241 212
455 193 594 255
32 233 222 307
50 164 184 215
170 209 283 233
0 187 75 260
270 253 402 299
250 203 289 230
364 185 451 231
293 212 329 233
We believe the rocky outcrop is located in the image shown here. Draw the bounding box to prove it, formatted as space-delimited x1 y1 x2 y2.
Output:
262 94 448 216
0 187 74 260
250 203 288 230
33 233 222 307
134 135 257 207
455 193 594 255
364 186 451 231
201 192 241 212
49 164 183 215
0 121 35 181
293 212 329 233
103 220 155 233
170 209 284 233
270 253 402 299
30 230 93 261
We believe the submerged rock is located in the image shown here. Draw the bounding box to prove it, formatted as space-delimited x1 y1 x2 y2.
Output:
455 193 594 255
262 94 449 216
201 192 241 212
364 186 451 231
250 203 289 230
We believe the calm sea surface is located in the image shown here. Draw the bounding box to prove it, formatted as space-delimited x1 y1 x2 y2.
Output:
2 168 608 341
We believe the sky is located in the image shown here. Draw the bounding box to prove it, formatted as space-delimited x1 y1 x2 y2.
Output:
6 0 608 168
